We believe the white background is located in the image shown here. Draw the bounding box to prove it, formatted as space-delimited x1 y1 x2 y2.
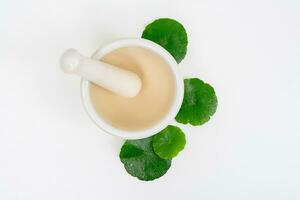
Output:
0 0 299 199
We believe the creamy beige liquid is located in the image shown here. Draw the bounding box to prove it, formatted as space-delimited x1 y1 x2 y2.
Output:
89 47 175 131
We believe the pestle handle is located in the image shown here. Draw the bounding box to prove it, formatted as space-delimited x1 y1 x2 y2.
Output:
60 49 142 98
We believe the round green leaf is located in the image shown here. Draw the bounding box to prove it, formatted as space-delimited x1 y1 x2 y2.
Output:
175 78 218 125
142 18 188 63
152 125 186 159
119 137 171 181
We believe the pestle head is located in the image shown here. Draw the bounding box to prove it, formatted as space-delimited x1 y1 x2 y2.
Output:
60 49 83 73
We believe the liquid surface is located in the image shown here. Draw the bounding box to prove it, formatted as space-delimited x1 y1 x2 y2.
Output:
89 47 175 131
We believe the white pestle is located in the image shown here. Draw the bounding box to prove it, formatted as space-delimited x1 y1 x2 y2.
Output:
60 49 142 98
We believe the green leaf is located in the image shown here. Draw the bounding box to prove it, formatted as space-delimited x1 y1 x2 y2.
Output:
119 137 171 181
142 18 188 63
152 125 186 159
175 78 218 125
